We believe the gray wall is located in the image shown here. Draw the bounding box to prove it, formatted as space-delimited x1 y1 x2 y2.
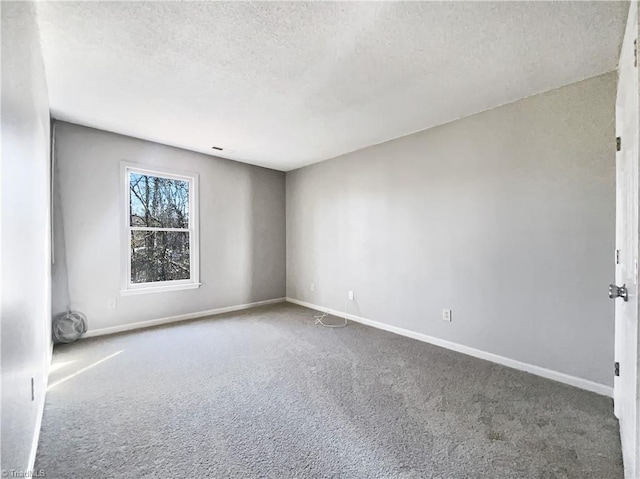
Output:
52 122 286 332
51 125 70 320
286 72 616 387
1 1 52 472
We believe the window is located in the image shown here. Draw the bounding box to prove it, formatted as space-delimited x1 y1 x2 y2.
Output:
121 163 199 295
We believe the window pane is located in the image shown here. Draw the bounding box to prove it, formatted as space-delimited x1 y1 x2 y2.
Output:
131 230 190 283
129 173 189 228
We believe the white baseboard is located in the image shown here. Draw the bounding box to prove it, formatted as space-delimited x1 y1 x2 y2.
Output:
28 340 54 472
83 297 286 338
286 297 613 398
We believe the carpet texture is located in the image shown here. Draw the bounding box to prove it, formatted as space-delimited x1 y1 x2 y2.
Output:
36 303 623 478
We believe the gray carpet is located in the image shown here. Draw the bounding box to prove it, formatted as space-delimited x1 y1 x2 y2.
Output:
36 303 622 478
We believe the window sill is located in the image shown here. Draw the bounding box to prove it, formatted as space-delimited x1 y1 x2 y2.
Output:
120 283 201 296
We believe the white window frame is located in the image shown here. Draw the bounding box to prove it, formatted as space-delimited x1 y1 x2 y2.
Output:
120 161 200 296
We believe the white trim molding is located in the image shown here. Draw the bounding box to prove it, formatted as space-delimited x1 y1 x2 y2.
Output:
119 282 201 296
83 298 286 338
286 297 613 398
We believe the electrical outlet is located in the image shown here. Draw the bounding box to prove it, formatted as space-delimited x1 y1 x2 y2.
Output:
348 290 355 301
107 298 117 309
442 309 452 322
310 283 315 292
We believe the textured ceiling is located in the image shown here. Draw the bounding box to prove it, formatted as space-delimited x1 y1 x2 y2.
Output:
36 1 627 171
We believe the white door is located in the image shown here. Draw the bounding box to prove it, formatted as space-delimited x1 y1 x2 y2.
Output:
615 2 640 477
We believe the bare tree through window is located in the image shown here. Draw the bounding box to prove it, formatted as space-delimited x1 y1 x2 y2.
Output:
128 172 191 284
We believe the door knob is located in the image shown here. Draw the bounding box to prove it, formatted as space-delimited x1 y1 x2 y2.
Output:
609 284 628 301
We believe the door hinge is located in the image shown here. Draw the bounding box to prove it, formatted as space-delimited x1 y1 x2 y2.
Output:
617 137 622 152
615 362 620 377
616 249 621 264
635 39 638 67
